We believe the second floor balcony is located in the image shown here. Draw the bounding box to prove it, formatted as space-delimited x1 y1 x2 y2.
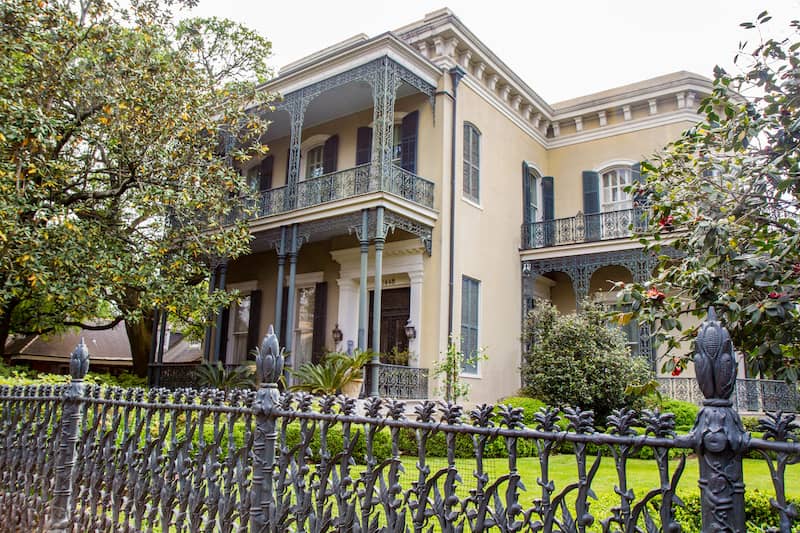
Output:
521 207 648 249
228 163 434 224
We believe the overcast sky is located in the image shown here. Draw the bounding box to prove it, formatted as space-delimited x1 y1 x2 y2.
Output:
185 1 799 103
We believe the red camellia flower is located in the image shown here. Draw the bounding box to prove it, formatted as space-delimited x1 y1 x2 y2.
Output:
768 291 783 299
646 287 666 302
658 215 674 228
671 367 683 376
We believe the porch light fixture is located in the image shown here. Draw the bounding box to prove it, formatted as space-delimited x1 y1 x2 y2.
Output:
332 323 343 344
404 319 417 341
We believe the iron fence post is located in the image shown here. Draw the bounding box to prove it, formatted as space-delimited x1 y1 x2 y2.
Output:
251 326 283 532
49 341 89 532
692 308 748 533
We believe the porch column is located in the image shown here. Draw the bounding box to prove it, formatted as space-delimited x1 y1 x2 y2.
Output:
336 278 358 350
286 97 308 208
369 206 388 397
212 261 228 363
202 266 217 362
370 57 401 188
274 227 287 340
357 209 370 351
407 271 424 368
284 225 300 371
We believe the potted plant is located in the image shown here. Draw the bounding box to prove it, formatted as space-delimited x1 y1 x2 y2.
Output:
290 350 372 396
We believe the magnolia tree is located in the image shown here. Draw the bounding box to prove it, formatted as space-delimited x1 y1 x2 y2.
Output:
0 0 274 375
620 13 800 381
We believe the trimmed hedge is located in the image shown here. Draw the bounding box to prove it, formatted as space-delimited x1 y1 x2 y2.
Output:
674 490 798 532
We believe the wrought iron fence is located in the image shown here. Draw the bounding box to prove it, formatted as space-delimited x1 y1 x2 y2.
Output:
226 164 435 224
2 314 800 532
377 363 429 399
658 376 800 413
522 208 648 249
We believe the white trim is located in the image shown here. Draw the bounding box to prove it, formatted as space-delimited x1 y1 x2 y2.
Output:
286 271 324 286
546 110 700 148
461 196 483 211
299 134 331 152
593 159 637 173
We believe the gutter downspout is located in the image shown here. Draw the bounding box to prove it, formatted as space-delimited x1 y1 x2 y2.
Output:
447 66 466 342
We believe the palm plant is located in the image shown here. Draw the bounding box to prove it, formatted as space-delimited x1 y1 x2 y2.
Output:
194 362 257 391
290 351 372 395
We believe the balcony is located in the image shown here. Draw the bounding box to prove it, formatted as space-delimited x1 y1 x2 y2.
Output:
521 208 648 249
229 164 434 224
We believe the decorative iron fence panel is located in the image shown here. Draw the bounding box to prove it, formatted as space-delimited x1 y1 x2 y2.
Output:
377 363 429 399
1 315 800 532
522 208 649 249
658 376 799 413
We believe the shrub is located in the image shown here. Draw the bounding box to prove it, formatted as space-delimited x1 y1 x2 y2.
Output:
522 300 653 421
290 351 370 395
674 490 798 532
659 399 699 429
195 362 256 391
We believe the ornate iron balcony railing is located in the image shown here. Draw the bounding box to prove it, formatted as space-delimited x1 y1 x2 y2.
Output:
521 207 649 249
228 163 435 224
658 376 800 413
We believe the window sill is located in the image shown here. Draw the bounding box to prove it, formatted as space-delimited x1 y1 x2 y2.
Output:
461 197 483 211
460 372 481 379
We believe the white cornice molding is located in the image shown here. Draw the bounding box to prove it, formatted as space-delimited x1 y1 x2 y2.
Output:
259 34 442 98
546 109 700 149
461 76 548 147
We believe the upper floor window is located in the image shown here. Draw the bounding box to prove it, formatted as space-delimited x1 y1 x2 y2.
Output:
305 145 325 179
463 123 480 203
601 167 633 212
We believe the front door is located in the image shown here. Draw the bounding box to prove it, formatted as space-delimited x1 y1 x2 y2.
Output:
368 287 410 357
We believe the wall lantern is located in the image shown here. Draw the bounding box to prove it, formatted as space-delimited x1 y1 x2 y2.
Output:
332 323 343 344
404 319 417 341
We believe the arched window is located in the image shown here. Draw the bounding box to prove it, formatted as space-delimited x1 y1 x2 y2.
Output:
600 166 633 212
463 123 481 203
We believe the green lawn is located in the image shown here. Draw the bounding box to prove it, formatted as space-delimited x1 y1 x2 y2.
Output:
393 454 799 521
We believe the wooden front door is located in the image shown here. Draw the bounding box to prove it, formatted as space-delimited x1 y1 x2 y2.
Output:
368 287 410 356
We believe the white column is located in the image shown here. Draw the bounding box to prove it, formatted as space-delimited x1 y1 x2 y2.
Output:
408 271 424 368
337 278 358 352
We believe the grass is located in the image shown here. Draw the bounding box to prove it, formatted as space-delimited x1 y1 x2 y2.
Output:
393 454 799 521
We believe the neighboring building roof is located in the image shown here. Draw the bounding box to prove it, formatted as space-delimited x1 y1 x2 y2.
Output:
4 324 201 367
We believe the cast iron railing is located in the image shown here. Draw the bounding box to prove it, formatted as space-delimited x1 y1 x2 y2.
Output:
377 363 429 399
522 207 648 249
228 163 435 223
2 313 800 532
659 376 800 413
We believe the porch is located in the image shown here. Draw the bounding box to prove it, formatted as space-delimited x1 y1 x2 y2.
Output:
521 207 648 249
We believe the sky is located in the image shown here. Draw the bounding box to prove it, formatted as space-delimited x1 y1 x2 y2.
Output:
184 1 799 103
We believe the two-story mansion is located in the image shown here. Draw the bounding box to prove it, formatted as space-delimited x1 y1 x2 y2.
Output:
196 8 712 404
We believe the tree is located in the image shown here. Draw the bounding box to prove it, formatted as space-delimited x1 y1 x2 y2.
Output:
0 0 274 375
522 300 651 421
619 13 800 381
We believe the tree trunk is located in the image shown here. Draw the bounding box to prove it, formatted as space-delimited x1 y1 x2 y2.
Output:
126 317 153 378
0 298 20 358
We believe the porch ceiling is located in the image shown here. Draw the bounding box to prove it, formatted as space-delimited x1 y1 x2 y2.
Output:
262 81 420 142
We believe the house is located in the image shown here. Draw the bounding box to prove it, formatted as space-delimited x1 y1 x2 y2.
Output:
200 8 714 404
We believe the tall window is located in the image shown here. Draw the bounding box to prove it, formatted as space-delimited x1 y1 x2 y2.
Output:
460 276 480 375
305 146 325 179
463 123 480 203
601 167 632 212
525 165 540 223
228 294 251 364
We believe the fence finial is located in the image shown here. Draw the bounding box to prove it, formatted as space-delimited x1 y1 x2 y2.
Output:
694 306 736 401
255 325 283 385
69 339 90 380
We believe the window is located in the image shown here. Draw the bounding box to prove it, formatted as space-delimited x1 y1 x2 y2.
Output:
601 167 633 212
463 123 480 203
227 294 252 365
524 164 541 223
392 127 402 165
305 145 325 179
460 276 480 375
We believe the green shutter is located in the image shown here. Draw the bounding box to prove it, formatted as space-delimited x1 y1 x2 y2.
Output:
582 171 600 214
